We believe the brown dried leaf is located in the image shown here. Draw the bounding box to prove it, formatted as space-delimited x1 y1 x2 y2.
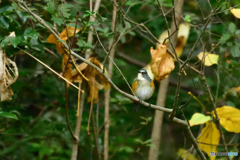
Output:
71 58 110 103
87 77 104 103
150 44 175 81
47 26 81 55
47 34 64 55
0 49 18 101
60 26 81 41
62 54 72 87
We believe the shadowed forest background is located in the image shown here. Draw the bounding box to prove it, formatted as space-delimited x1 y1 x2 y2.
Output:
0 0 240 160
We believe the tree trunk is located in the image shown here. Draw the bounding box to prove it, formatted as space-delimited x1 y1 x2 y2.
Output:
148 1 184 160
104 2 117 159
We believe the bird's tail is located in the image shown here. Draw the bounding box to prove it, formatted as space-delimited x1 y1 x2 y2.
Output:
133 102 140 112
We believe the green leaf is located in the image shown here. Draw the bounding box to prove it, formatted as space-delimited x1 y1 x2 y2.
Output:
83 11 95 18
51 16 63 26
9 36 22 48
227 42 233 47
189 113 211 127
119 146 134 153
184 15 191 22
16 10 29 23
59 4 73 18
235 30 240 35
0 6 14 14
146 144 155 148
231 45 240 57
96 13 107 22
0 16 9 29
76 39 93 49
143 139 153 144
43 2 55 15
11 3 18 10
0 111 18 120
229 22 236 34
221 34 231 42
88 21 98 26
24 28 39 40
30 39 44 53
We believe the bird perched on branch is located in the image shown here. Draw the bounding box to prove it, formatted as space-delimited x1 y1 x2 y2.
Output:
132 69 155 111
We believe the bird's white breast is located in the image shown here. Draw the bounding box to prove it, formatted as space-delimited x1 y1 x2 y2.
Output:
134 80 153 100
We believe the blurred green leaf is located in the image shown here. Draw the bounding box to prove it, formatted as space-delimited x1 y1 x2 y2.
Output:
119 146 134 153
51 16 63 26
231 45 240 57
0 111 18 120
221 34 231 42
0 16 9 29
24 28 39 40
9 36 22 48
184 15 191 22
229 22 236 34
43 2 55 15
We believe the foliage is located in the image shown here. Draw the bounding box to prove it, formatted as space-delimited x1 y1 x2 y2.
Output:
0 0 240 160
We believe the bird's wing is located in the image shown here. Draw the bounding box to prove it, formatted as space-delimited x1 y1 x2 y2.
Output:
132 80 138 93
151 80 155 92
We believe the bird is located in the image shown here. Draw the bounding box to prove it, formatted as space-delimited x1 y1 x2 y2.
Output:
132 69 155 111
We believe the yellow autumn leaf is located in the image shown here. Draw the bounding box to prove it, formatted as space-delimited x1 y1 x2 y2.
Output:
47 34 64 54
47 25 81 55
60 26 81 41
230 8 240 19
197 52 219 66
177 148 198 160
62 53 72 87
87 77 103 103
150 44 175 81
197 121 220 160
158 23 190 58
71 58 110 103
212 106 240 133
189 113 211 127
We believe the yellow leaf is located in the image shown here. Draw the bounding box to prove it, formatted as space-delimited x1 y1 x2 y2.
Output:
62 54 72 87
177 148 198 160
230 8 240 19
72 58 110 103
197 121 220 160
158 23 190 58
87 77 103 103
212 106 240 133
150 44 175 81
47 26 81 55
60 26 81 41
197 52 219 66
189 113 211 127
71 57 94 76
47 34 64 54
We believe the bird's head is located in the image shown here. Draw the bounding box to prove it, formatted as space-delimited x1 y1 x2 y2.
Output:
137 69 151 82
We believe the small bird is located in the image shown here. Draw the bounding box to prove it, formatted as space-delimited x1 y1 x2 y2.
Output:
132 69 155 111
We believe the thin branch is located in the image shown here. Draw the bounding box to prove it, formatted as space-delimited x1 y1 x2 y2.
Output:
201 74 229 157
172 118 207 160
65 84 77 141
18 48 83 92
